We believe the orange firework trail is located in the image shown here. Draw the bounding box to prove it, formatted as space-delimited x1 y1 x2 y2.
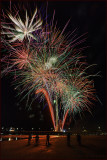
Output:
36 88 56 130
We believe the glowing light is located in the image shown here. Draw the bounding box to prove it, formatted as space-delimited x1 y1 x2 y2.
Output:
8 138 12 141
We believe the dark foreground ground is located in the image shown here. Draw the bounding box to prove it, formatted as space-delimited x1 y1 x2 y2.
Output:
0 135 106 159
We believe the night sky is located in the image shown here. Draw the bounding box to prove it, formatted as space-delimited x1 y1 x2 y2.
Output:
1 1 106 132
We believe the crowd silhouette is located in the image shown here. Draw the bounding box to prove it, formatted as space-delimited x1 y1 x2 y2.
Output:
27 133 82 147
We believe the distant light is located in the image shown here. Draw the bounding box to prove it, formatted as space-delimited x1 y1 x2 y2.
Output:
32 128 34 130
8 138 11 141
98 126 100 129
39 128 40 130
83 129 87 132
9 128 15 132
0 138 2 141
2 127 4 130
16 137 18 141
17 128 18 130
63 130 65 132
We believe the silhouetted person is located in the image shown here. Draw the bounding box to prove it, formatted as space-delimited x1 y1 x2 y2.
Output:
67 132 70 146
46 133 50 146
28 133 32 145
35 134 39 145
77 134 81 146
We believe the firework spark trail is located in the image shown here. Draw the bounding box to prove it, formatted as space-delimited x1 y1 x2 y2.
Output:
62 109 69 130
36 88 56 130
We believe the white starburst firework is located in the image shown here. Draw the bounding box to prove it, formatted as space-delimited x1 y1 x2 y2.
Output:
2 8 42 42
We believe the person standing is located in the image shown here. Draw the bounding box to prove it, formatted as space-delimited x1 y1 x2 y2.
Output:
46 133 50 146
35 134 39 145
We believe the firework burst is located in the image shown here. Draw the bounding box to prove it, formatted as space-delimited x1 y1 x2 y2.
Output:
1 8 42 42
1 4 99 131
